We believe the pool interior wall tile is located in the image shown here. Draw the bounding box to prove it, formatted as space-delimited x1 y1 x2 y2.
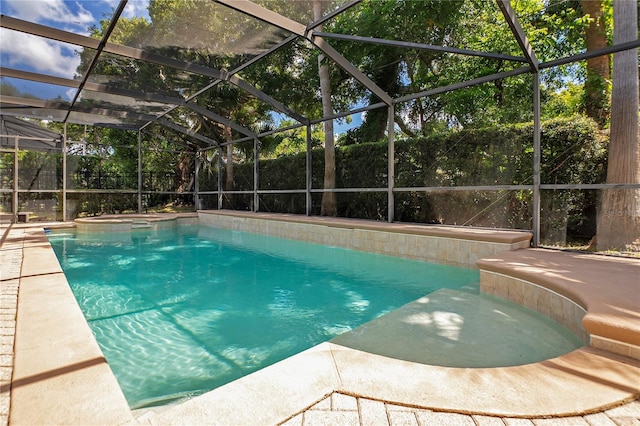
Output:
561 298 578 335
406 234 418 253
469 242 484 255
493 275 510 299
549 293 565 325
574 304 588 342
479 271 590 346
456 251 470 267
424 240 437 259
536 287 552 318
198 211 531 269
479 271 496 294
521 283 539 312
398 241 409 256
507 280 525 305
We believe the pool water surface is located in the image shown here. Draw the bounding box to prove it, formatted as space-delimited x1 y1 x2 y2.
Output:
48 225 582 408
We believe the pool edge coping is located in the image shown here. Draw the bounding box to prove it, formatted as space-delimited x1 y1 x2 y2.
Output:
3 216 640 425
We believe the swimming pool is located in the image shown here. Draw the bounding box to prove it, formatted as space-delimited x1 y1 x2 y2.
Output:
48 225 582 409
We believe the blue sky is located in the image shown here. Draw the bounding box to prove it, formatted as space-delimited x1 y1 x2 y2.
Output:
0 0 149 100
0 0 362 134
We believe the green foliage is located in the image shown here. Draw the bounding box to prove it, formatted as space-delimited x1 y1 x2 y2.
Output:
329 0 467 139
542 82 584 119
582 71 611 126
229 116 605 237
316 0 598 134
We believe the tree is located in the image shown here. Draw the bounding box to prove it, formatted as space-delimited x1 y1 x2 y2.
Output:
596 0 639 251
314 0 337 216
580 0 611 125
327 0 590 137
329 0 465 140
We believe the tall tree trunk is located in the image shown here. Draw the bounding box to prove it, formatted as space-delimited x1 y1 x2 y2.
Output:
314 0 337 216
581 0 611 125
176 153 192 193
596 0 639 251
224 125 234 208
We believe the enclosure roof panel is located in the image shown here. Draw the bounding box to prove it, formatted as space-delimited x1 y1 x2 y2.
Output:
0 115 63 151
1 0 638 143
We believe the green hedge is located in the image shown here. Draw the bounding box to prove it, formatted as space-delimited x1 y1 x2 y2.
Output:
231 116 606 240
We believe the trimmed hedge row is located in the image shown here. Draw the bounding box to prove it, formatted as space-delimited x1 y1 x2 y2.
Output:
225 116 606 242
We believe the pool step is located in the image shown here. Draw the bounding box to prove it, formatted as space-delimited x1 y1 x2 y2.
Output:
330 288 583 368
132 221 151 229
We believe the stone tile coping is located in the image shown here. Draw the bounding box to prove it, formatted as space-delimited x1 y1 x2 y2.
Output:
476 249 640 349
203 210 532 245
144 343 640 425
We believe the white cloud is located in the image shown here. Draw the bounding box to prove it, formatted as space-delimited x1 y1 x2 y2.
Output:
120 0 150 19
0 28 81 79
3 0 94 28
66 88 79 101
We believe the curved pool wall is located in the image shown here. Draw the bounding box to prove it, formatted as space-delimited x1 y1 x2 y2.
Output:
481 271 589 345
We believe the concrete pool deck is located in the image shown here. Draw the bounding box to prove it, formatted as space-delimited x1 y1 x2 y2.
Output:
1 215 639 425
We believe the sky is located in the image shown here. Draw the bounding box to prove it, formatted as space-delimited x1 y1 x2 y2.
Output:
0 0 360 134
0 0 149 100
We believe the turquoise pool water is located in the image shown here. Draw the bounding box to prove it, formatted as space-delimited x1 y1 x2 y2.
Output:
48 225 581 409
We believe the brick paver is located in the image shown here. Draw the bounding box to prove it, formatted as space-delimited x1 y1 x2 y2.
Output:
279 393 640 426
0 226 22 426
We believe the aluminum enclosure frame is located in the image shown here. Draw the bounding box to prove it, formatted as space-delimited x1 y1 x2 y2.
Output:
1 0 639 247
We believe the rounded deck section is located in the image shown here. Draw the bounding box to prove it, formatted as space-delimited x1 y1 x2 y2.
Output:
477 248 640 360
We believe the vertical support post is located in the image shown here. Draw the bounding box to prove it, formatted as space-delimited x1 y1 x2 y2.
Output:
137 131 142 213
13 136 18 223
62 123 67 221
306 124 312 216
387 104 395 223
194 151 200 210
217 146 223 210
532 72 541 247
253 138 259 212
